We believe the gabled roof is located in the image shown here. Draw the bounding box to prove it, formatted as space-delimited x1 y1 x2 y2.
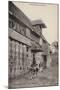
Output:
41 34 50 45
32 20 47 28
9 1 34 31
52 41 58 47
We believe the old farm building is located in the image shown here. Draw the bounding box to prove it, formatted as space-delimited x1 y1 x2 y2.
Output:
9 2 50 79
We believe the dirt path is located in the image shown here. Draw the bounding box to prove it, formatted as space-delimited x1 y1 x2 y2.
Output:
9 64 58 89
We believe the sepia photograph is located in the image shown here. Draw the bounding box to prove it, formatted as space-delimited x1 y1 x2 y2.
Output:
8 1 59 89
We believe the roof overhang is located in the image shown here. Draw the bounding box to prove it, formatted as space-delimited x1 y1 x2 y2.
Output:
9 1 34 31
31 48 43 53
32 20 47 28
31 41 43 53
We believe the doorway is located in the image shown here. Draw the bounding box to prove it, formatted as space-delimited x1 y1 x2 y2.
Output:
43 55 47 69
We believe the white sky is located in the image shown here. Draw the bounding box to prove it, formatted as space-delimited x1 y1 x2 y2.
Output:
13 1 58 44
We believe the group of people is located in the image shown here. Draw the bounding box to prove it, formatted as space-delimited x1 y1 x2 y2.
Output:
28 60 44 79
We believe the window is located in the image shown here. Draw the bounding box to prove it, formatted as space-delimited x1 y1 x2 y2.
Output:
9 19 16 30
16 23 20 33
26 46 28 52
20 25 26 36
9 18 26 36
26 28 30 38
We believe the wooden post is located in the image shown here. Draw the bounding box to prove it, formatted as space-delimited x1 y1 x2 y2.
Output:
11 40 15 78
23 45 27 72
19 43 23 74
15 41 19 77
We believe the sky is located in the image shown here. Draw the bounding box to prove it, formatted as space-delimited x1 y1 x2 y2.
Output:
13 1 58 44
